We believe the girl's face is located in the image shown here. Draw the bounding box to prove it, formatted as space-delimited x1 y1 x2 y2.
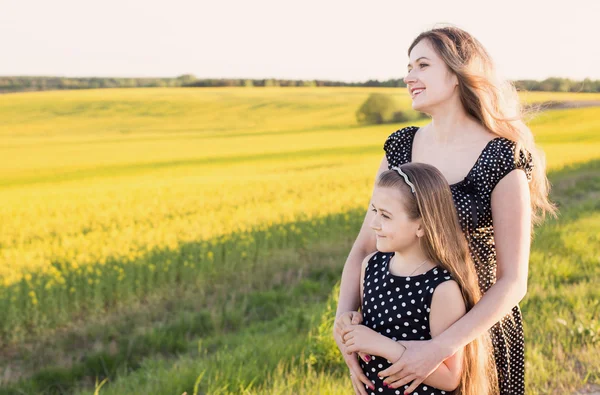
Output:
369 186 424 253
403 39 459 114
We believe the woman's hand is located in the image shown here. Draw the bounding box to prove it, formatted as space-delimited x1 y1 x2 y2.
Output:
350 367 370 395
378 340 447 394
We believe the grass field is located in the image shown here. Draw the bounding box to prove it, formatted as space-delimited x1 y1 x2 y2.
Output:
0 87 598 394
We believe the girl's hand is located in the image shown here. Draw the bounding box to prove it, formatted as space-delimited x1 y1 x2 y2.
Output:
335 311 371 363
334 310 363 334
379 340 446 394
334 316 375 394
341 324 389 357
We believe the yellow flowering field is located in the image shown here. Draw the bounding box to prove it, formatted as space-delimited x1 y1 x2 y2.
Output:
0 87 599 344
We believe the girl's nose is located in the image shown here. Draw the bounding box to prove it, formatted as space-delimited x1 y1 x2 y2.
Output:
370 217 381 230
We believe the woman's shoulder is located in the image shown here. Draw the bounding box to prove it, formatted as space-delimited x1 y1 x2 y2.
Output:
383 126 420 167
483 137 534 184
384 125 420 144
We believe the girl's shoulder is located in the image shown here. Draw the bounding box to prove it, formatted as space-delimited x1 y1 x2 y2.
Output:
420 267 455 300
429 277 467 336
361 251 379 269
425 268 462 310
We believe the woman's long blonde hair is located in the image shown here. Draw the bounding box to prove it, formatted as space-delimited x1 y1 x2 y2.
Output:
409 25 557 226
377 163 498 395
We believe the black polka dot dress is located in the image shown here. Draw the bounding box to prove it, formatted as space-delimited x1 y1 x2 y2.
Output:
383 126 533 395
359 252 455 395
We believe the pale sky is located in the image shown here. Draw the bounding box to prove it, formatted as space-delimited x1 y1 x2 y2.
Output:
1 0 598 82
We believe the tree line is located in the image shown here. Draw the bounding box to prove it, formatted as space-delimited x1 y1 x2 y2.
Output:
1 75 598 93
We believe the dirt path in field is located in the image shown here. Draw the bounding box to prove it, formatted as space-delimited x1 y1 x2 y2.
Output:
526 100 600 110
574 384 600 394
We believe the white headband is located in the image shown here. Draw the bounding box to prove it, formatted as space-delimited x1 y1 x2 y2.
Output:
391 166 416 194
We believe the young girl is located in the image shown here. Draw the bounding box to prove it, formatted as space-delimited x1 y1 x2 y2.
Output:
340 163 497 395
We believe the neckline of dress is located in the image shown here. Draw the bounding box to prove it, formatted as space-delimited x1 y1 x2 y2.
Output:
407 126 503 188
385 252 440 279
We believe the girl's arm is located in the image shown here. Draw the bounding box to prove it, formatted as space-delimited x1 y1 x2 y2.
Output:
416 280 465 391
374 280 465 390
380 169 531 392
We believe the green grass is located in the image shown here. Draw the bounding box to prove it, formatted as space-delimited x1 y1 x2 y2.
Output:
1 160 596 395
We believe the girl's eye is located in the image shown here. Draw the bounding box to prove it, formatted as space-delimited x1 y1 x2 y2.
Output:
371 208 389 219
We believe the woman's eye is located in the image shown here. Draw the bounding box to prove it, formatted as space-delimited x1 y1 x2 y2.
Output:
419 63 428 68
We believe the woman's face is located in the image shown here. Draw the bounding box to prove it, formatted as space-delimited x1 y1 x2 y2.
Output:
403 39 459 114
369 186 423 253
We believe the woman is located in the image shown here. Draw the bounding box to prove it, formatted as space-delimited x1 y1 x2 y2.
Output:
333 26 556 395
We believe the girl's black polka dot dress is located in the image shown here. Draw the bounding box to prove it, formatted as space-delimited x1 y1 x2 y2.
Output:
359 252 455 395
382 126 533 395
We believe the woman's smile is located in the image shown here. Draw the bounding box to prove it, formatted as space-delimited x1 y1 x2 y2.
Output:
412 88 425 98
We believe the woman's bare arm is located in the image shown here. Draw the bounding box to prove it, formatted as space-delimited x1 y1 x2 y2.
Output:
335 156 387 318
428 169 531 356
333 155 388 395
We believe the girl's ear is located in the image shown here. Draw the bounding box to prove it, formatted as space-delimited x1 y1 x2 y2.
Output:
416 221 425 238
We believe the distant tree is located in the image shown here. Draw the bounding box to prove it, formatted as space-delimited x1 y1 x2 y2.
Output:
356 93 398 125
177 74 197 85
0 75 598 93
391 110 428 123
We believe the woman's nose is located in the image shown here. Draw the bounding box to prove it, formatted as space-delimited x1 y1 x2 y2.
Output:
403 70 416 85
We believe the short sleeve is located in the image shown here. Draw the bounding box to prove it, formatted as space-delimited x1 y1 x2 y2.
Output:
515 145 534 182
383 126 418 168
488 138 534 192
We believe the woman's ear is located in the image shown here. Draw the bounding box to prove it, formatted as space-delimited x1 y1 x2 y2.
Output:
447 70 459 87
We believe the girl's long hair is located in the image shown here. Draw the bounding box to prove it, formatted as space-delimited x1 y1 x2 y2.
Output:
377 163 498 395
409 25 557 227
